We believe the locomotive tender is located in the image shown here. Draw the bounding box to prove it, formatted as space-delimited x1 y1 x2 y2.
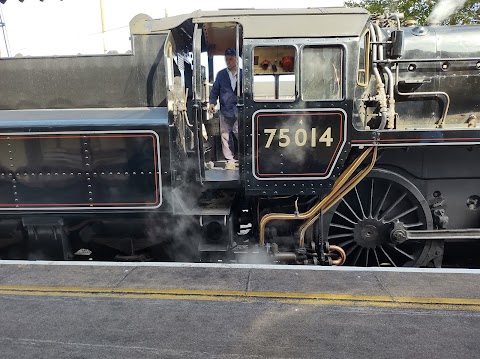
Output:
0 8 479 266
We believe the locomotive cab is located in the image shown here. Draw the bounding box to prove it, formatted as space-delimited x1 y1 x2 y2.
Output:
145 8 371 193
138 8 373 261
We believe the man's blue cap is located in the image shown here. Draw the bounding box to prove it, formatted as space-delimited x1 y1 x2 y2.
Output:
225 48 236 56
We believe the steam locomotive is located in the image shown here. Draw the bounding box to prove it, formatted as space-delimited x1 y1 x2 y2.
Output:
0 8 478 267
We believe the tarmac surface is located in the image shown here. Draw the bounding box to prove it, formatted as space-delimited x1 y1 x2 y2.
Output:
0 261 479 359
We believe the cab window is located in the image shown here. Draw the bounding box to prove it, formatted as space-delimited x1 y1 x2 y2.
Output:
301 46 343 101
253 46 296 101
357 30 370 86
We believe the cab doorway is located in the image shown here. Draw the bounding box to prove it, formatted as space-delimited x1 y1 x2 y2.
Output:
192 22 243 183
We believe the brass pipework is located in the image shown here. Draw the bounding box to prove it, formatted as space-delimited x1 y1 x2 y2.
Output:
326 245 346 266
259 148 374 247
298 147 378 249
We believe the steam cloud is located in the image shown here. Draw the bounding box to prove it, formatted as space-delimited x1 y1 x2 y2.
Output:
428 0 468 25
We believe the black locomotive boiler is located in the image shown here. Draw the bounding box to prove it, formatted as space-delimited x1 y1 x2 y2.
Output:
0 8 478 267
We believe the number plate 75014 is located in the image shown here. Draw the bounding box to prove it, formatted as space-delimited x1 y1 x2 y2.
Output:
253 110 346 179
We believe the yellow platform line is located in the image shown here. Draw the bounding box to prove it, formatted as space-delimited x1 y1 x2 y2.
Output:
0 285 479 311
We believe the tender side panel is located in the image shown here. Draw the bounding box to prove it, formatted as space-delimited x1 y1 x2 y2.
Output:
253 110 346 179
0 34 167 110
0 131 161 210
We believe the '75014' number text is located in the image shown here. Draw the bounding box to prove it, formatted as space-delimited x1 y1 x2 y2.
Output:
263 128 333 148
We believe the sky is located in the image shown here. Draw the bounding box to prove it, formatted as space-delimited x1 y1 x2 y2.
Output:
0 0 344 57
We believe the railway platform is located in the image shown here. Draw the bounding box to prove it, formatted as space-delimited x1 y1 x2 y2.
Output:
0 261 479 358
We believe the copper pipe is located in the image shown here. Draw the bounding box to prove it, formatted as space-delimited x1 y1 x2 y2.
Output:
298 147 378 248
259 148 373 247
331 148 373 192
270 243 297 263
326 245 346 266
272 252 297 262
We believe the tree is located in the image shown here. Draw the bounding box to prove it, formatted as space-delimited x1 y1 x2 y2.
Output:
344 0 480 25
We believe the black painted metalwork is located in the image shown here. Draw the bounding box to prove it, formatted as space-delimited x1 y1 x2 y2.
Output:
0 132 159 209
0 11 478 265
0 34 168 110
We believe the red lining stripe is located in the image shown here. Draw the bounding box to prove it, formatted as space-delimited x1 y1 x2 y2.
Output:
352 137 480 144
0 134 153 140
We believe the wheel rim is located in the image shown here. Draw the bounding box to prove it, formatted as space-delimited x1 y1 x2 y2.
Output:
326 168 434 267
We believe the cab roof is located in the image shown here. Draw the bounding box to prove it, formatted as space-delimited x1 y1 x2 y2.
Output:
130 8 370 38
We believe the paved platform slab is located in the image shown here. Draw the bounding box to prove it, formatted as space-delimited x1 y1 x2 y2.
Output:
0 264 132 288
0 261 479 307
0 261 479 359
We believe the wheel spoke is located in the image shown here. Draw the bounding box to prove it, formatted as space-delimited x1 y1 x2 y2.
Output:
352 247 364 266
404 222 423 229
330 223 354 231
379 192 407 221
346 244 359 256
369 179 374 218
334 211 358 225
328 233 354 240
374 183 391 219
341 198 362 221
355 187 366 219
365 248 370 267
373 248 380 266
338 239 354 247
380 245 397 267
385 205 418 223
389 244 415 260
